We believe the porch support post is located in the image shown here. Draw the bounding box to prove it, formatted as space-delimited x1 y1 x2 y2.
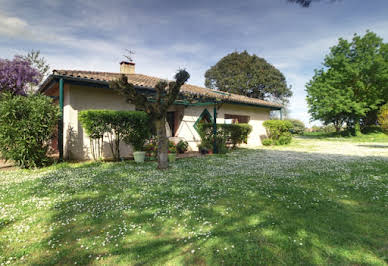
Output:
279 108 283 120
58 78 64 161
213 104 217 154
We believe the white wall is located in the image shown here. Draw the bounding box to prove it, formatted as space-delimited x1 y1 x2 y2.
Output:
175 104 270 151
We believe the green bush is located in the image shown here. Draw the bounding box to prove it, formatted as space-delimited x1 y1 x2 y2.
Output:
176 140 188 154
378 104 388 134
198 123 252 151
79 110 150 160
0 93 59 168
287 119 305 135
263 120 293 146
262 138 272 146
221 124 252 147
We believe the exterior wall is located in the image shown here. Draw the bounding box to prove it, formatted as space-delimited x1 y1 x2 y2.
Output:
63 84 135 160
63 84 271 159
175 104 270 151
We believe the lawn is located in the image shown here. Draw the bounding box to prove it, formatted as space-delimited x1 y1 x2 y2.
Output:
1 139 388 265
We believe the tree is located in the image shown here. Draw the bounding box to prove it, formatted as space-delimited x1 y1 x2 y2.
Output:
378 103 388 134
110 70 190 169
306 31 388 134
22 50 50 92
0 56 41 95
0 92 59 168
288 0 338 7
204 51 292 103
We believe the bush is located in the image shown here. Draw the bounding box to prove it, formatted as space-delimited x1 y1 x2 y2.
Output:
287 119 305 135
222 124 252 147
198 123 252 151
176 140 188 154
263 120 293 146
0 93 59 168
262 138 272 146
79 110 150 160
378 104 388 134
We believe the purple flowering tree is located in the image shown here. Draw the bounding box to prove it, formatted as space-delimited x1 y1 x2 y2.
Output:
0 56 41 95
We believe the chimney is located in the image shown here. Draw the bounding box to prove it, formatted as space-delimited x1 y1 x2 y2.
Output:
120 61 135 74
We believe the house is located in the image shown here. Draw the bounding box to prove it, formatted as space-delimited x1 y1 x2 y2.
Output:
39 61 283 160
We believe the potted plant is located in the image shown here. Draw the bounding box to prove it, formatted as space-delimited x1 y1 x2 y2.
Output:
176 140 189 154
168 141 177 162
123 117 151 163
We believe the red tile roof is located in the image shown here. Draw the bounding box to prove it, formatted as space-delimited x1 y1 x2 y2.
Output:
50 70 283 109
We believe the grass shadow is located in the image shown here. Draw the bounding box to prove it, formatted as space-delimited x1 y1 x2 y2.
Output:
2 148 388 265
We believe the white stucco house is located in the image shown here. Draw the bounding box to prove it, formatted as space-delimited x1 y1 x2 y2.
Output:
39 61 283 160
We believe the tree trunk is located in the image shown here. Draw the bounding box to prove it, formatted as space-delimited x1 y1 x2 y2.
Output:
156 116 169 169
354 120 362 136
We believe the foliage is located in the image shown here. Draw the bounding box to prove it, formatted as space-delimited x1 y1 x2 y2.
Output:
168 141 176 153
79 110 151 160
306 31 388 134
198 123 252 152
262 138 273 146
287 119 305 135
176 140 189 154
0 92 59 168
110 69 190 169
378 103 388 134
0 56 41 95
263 120 293 145
205 51 292 102
222 124 252 147
22 50 50 91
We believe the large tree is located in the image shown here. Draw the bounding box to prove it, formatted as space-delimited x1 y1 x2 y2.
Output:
205 51 292 103
306 31 388 133
110 70 190 169
22 50 50 92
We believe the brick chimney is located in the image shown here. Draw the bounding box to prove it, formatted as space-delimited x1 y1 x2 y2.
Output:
120 61 135 74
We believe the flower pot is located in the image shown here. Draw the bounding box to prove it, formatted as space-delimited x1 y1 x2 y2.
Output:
133 151 146 163
168 153 177 162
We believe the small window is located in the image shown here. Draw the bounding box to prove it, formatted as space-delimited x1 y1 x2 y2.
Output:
194 109 213 133
224 114 250 124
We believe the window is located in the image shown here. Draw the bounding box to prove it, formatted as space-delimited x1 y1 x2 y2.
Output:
194 109 213 133
224 114 250 124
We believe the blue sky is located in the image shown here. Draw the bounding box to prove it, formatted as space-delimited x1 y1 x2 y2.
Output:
1 0 388 126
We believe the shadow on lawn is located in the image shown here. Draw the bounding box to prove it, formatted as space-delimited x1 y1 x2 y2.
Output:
27 150 388 265
358 144 388 149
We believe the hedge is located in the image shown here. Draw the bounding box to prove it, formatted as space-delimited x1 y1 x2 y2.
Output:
0 93 59 168
263 120 292 145
79 110 150 160
198 123 252 152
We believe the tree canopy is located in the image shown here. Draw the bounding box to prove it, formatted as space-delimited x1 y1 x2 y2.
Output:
0 56 41 95
204 51 292 102
306 31 388 133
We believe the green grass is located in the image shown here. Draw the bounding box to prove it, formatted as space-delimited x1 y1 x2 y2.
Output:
1 140 388 265
302 131 388 143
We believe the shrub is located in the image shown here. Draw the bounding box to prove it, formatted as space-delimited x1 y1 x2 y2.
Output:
263 120 293 145
378 104 388 134
222 124 252 147
176 140 189 154
198 123 252 151
79 110 150 160
262 138 272 146
168 141 176 153
0 93 59 168
287 119 305 135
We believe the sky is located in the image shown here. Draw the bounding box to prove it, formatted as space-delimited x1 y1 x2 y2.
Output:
1 0 388 126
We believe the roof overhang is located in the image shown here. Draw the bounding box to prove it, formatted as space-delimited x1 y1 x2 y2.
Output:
39 75 283 110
